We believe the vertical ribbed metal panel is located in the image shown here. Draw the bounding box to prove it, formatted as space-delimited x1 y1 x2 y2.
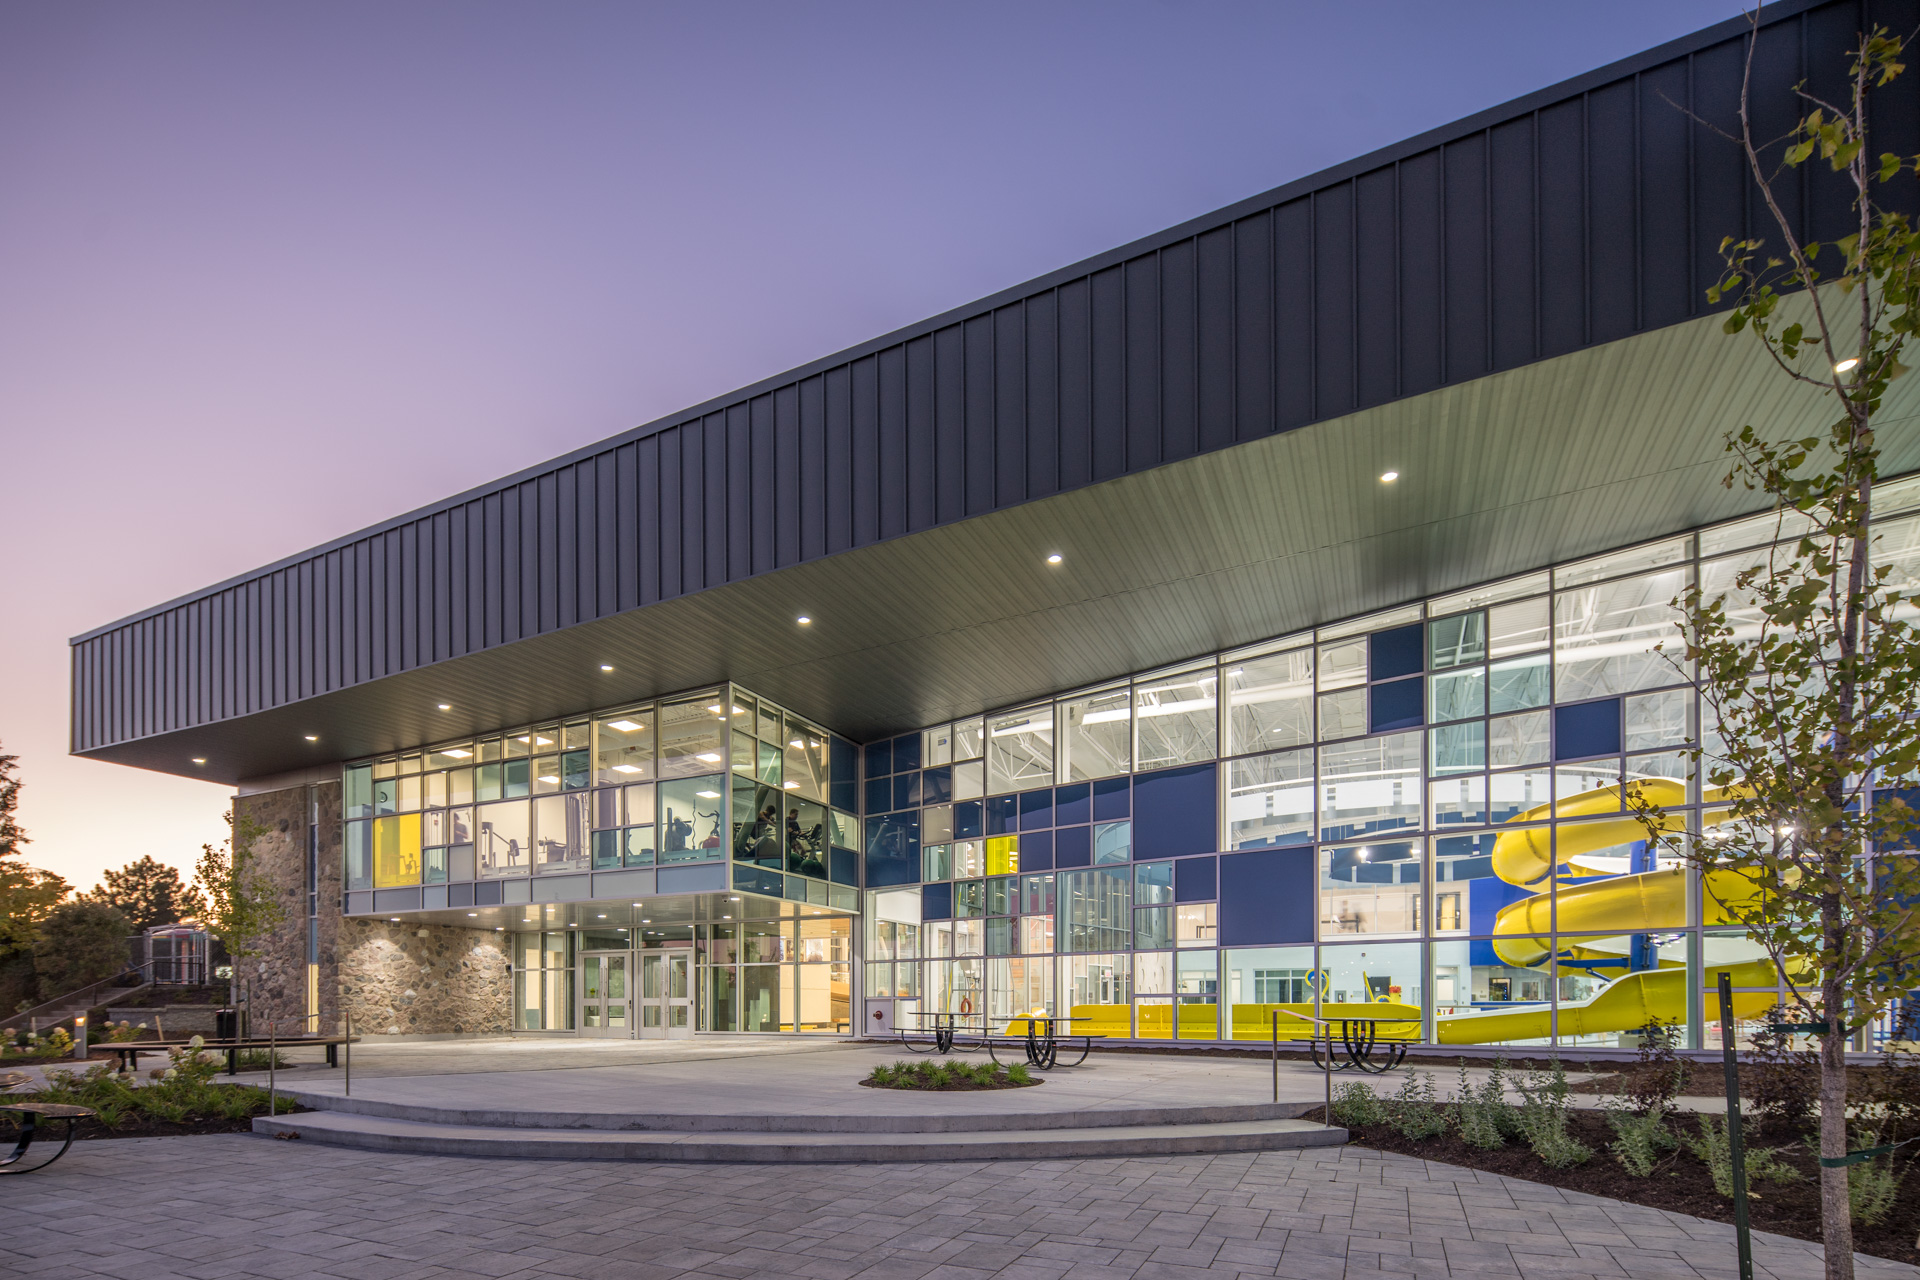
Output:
70 0 1913 754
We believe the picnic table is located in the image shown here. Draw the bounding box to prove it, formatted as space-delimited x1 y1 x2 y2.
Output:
1274 1008 1418 1074
986 1015 1102 1070
0 1102 94 1174
897 1011 969 1055
102 1035 358 1076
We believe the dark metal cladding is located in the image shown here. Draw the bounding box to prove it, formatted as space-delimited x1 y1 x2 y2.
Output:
69 0 1917 759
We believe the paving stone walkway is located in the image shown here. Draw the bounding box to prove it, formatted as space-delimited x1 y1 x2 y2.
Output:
8 1134 1913 1280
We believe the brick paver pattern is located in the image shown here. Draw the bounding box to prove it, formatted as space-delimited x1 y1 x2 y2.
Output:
8 1135 1914 1280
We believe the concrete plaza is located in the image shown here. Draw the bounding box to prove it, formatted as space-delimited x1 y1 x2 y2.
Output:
10 1129 1916 1280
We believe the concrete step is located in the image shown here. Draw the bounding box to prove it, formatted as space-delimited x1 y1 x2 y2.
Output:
264 1087 1329 1133
251 1110 1345 1162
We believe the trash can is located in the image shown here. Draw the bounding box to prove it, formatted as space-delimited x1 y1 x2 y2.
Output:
214 1008 239 1040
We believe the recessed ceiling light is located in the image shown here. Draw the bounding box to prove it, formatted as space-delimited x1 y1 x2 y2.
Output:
390 917 400 922
1836 357 1861 373
468 913 478 917
1046 553 1062 565
607 719 642 733
695 790 721 799
190 757 206 765
305 735 319 742
796 615 811 625
597 914 606 919
537 775 559 785
600 664 615 672
1379 471 1399 483
783 781 800 790
722 914 732 920
612 764 642 774
695 752 722 763
444 748 473 759
437 703 451 711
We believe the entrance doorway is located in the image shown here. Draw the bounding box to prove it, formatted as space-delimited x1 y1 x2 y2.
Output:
639 951 692 1039
579 952 631 1036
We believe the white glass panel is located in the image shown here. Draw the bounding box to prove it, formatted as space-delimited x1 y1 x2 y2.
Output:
986 706 1055 794
1316 688 1367 741
1226 749 1313 849
1488 711 1551 767
1488 597 1550 657
1319 604 1422 641
1059 688 1130 781
1134 665 1217 770
1429 572 1550 617
1554 536 1690 588
1554 568 1691 700
1429 668 1485 723
1318 732 1422 842
1317 639 1368 691
1226 647 1313 755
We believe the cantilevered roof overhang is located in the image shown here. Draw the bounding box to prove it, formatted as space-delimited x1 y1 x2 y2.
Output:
70 0 1920 784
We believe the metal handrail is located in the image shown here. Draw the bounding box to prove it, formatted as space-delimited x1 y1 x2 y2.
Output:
0 967 153 1036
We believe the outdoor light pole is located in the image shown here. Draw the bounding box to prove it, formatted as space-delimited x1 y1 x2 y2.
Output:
72 1013 86 1060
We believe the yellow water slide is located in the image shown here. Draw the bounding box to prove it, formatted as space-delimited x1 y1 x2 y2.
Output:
1435 780 1774 1043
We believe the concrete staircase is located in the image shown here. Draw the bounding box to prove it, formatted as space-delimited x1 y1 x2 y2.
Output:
251 1094 1346 1163
18 984 150 1035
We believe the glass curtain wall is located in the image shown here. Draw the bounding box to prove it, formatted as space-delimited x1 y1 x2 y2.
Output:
867 477 1920 1050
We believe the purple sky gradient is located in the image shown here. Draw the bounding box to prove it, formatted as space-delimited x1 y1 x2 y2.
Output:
1 1 1742 892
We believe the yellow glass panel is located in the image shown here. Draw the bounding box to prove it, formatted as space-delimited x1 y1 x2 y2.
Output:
984 836 1019 876
373 813 422 887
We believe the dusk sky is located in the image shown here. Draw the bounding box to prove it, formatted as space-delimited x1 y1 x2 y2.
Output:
1 1 1741 895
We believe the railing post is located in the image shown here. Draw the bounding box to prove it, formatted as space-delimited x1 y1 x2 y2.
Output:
344 1011 351 1097
1271 1010 1279 1103
1719 973 1754 1280
268 1021 277 1117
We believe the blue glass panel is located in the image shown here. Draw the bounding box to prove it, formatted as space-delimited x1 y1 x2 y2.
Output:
863 811 920 888
1054 782 1091 826
830 846 859 886
922 881 953 920
954 800 984 840
922 766 953 805
1218 848 1316 946
561 750 591 790
1019 829 1053 870
985 795 1019 836
1132 763 1217 858
1018 788 1054 831
1555 698 1622 760
1093 775 1131 820
1370 677 1425 733
734 865 783 897
1370 623 1425 681
892 733 922 772
503 759 530 799
865 776 892 815
894 772 922 810
1053 825 1092 869
830 738 859 811
1175 856 1217 902
864 739 893 778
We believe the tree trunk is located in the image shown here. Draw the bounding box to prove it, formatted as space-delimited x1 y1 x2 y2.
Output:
1819 974 1856 1280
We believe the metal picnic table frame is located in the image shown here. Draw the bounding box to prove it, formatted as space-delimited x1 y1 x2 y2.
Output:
1273 1008 1419 1074
984 1015 1097 1070
0 1102 94 1174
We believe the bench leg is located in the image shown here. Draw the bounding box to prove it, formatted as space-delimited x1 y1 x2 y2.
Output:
326 1044 337 1068
0 1111 37 1168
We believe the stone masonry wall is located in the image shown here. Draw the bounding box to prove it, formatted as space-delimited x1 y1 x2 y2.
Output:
337 919 510 1036
233 783 337 1032
235 781 509 1036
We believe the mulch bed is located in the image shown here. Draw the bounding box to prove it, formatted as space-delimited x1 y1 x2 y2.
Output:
1 1105 310 1142
1345 1109 1920 1266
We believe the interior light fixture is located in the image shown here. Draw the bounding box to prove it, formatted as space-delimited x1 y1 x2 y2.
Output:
722 915 732 920
438 703 452 711
796 615 811 625
494 927 503 931
790 738 804 748
695 752 723 763
467 913 478 918
612 764 642 774
444 748 473 759
191 757 207 765
607 719 642 733
1046 553 1062 565
600 664 615 672
596 913 606 919
537 775 559 785
1356 848 1371 860
390 917 400 923
730 896 741 901
782 781 800 790
707 704 724 714
1836 357 1861 374
1379 471 1399 483
304 735 320 742
695 790 721 799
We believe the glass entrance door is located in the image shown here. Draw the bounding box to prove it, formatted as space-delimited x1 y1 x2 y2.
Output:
579 952 631 1037
640 952 693 1039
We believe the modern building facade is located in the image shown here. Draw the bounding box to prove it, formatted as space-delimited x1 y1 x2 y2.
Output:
70 0 1920 1050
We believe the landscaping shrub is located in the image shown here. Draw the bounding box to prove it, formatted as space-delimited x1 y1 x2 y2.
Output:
1386 1071 1448 1140
1623 1021 1689 1113
1452 1056 1520 1150
1603 1097 1678 1177
862 1058 1034 1090
1745 1015 1819 1135
1684 1114 1800 1196
1514 1060 1591 1168
1330 1080 1386 1128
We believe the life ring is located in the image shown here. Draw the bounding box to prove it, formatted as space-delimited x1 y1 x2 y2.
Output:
960 996 973 1016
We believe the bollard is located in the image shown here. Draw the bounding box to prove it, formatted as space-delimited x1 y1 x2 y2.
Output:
73 1013 88 1060
344 1011 352 1097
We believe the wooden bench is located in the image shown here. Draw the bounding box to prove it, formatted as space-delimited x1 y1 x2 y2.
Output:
103 1036 357 1076
0 1102 95 1174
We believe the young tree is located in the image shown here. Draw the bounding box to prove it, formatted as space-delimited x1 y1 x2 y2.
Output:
85 855 206 933
192 811 287 1005
0 739 28 864
1632 24 1920 1280
31 900 132 995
